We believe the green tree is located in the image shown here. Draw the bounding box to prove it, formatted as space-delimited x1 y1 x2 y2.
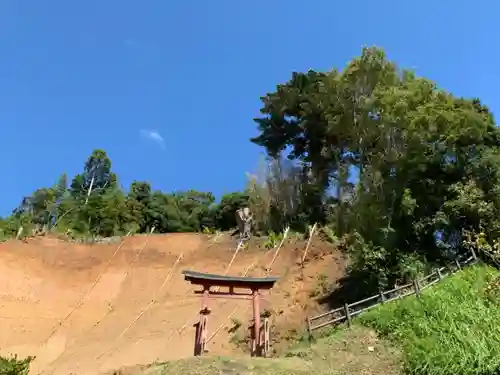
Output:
252 46 500 291
214 192 249 230
69 149 123 237
70 149 117 199
125 181 152 233
146 190 216 233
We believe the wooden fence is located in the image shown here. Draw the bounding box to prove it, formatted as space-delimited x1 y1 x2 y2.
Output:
306 249 479 335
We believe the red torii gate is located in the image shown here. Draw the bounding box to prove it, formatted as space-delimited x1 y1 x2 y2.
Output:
182 270 279 357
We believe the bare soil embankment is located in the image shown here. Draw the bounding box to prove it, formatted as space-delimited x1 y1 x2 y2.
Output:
0 233 345 374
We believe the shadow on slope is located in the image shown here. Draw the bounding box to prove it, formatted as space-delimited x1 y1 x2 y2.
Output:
317 269 376 311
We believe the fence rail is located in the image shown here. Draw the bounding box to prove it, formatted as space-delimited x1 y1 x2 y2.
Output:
307 250 478 335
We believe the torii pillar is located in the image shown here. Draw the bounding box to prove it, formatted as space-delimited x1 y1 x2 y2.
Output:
182 270 279 357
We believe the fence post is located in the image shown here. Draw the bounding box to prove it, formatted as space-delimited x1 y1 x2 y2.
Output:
306 317 312 343
413 279 420 298
344 303 351 327
379 289 386 304
471 248 478 261
437 268 443 280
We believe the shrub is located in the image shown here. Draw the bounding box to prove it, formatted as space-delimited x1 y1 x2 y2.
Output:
0 354 34 375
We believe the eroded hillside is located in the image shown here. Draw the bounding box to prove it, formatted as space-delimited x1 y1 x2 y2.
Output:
0 232 345 375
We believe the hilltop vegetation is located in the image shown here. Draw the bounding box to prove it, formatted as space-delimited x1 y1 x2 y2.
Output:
0 150 328 241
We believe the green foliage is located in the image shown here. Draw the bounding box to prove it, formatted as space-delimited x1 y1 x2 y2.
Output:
1 150 231 239
253 45 500 293
263 230 283 249
202 226 215 235
2 144 322 240
1 147 311 240
319 226 338 244
358 265 500 375
214 191 249 230
0 354 34 375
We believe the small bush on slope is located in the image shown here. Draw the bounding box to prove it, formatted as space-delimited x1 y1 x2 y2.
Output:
0 354 33 375
358 265 500 375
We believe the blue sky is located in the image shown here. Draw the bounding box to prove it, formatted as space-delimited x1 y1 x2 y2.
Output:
0 0 498 216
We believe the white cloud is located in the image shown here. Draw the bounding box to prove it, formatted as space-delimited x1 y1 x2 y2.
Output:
140 129 165 150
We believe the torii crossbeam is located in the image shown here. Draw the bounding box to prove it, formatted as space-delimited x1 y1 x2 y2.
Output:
182 270 279 357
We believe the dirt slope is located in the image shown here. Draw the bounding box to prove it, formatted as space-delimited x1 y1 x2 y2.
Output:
0 233 345 375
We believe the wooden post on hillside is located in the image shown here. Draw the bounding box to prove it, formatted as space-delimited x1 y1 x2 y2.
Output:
413 279 420 298
437 268 443 280
16 226 23 240
379 289 386 304
471 248 478 261
344 303 351 327
306 317 312 342
301 223 317 266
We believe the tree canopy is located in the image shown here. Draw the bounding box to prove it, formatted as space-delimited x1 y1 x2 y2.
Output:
253 46 500 290
2 46 500 293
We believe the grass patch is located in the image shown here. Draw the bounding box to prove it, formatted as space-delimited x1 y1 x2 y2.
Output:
123 326 401 375
358 264 500 375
